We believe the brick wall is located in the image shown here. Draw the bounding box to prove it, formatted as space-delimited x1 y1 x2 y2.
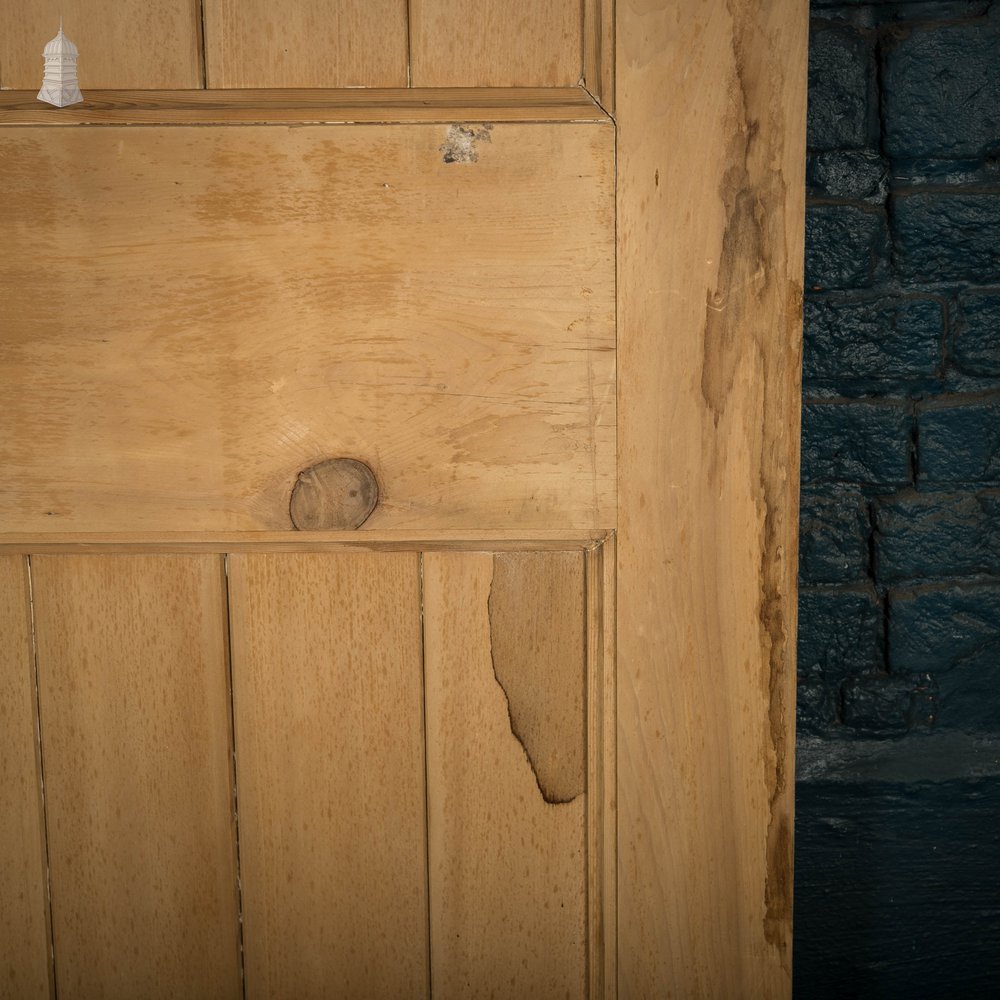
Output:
796 1 1000 994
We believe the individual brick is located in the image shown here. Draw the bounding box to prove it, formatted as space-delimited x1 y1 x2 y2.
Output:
806 205 888 291
893 193 1000 285
806 150 888 203
798 486 871 584
875 491 1000 582
841 673 937 736
808 22 877 150
954 290 1000 376
798 587 884 685
882 12 1000 159
802 402 912 485
803 295 943 383
797 674 839 735
918 399 1000 484
889 584 1000 674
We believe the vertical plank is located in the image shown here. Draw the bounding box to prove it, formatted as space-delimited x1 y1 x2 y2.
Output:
31 555 241 1000
203 1 408 88
616 1 807 996
423 550 588 998
0 1 202 89
586 536 617 1000
409 0 582 87
228 552 428 1000
0 557 52 1000
583 0 615 114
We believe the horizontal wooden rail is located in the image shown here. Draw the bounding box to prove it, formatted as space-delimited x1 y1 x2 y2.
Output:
0 530 612 554
0 87 609 125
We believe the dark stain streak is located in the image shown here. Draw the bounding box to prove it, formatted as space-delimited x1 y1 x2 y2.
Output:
718 3 796 965
486 570 582 807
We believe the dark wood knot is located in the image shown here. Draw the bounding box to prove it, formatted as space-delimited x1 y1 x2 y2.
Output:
289 458 379 530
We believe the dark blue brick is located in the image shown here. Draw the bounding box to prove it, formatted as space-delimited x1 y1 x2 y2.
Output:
841 673 937 736
798 587 884 685
918 399 1000 484
803 295 943 383
806 205 887 291
802 402 912 485
808 23 876 150
889 585 1000 732
797 674 839 735
799 486 870 583
893 193 1000 285
882 10 1000 159
889 584 1000 674
875 491 1000 581
806 150 888 202
955 290 1000 376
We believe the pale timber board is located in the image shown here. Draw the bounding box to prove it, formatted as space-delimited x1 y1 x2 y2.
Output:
0 1 202 89
616 1 806 996
227 552 428 999
0 123 615 534
202 1 407 88
410 0 582 87
0 557 52 1000
0 87 607 125
422 551 588 998
30 554 242 999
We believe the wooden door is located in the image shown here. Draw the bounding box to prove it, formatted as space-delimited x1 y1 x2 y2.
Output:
0 2 807 996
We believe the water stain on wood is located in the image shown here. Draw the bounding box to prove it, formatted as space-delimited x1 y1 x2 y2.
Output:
486 551 586 805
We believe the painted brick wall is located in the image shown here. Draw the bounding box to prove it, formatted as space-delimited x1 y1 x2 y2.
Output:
797 1 1000 994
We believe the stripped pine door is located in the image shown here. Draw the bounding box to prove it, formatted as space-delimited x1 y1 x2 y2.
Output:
0 1 807 997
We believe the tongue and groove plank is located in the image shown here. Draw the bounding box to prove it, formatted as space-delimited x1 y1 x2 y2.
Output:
409 0 582 87
0 0 203 89
0 557 51 1000
227 552 428 1000
422 550 588 998
0 123 614 535
29 554 241 1000
202 1 408 88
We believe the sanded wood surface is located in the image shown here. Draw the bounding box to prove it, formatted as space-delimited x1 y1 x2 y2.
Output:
422 551 588 997
0 1 202 89
410 0 582 87
583 0 615 113
616 1 807 996
228 552 428 999
0 88 607 126
30 555 241 999
0 123 614 534
0 557 51 1000
203 1 407 88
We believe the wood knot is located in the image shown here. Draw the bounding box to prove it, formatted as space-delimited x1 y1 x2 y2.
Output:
289 458 378 531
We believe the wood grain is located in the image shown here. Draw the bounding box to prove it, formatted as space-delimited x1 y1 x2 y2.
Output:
422 551 588 998
202 1 407 88
0 123 615 534
616 1 807 996
0 1 202 89
0 557 52 1000
410 0 582 87
583 0 615 114
228 552 428 999
0 87 607 126
30 555 241 999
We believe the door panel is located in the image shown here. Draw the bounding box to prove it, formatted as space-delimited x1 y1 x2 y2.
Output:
202 1 409 88
0 123 614 534
409 0 582 87
30 554 241 1000
228 552 429 999
0 1 203 89
423 551 588 998
0 556 51 1000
